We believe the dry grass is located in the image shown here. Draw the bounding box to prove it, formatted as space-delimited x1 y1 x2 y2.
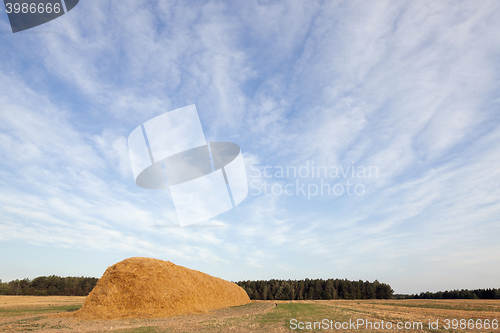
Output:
320 298 500 317
0 296 85 308
65 257 250 320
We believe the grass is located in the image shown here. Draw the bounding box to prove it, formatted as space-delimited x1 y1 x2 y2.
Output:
193 302 353 332
0 304 82 317
0 315 47 331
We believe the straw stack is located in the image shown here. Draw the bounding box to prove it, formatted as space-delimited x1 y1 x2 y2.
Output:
70 257 250 319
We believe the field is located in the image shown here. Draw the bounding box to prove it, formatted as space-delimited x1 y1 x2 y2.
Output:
0 296 499 332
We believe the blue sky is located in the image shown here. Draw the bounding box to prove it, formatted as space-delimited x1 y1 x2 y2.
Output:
1 1 499 294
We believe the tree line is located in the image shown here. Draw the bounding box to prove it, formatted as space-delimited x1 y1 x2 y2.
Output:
0 276 98 296
397 288 500 300
236 278 394 300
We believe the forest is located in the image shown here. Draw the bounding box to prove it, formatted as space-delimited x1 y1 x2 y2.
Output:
236 278 394 300
400 289 500 299
0 276 98 296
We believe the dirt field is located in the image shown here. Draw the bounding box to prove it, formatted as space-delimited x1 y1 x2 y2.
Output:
0 296 499 332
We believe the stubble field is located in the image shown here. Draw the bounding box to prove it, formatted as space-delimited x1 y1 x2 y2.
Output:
0 296 499 332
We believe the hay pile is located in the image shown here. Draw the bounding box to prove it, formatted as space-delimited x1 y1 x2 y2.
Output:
71 257 250 319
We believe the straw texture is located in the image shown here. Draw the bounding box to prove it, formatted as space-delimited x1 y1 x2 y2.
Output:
71 257 250 319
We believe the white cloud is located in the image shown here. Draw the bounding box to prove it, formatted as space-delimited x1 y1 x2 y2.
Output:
1 0 500 292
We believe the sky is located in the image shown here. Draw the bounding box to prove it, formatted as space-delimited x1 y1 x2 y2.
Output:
0 0 499 295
